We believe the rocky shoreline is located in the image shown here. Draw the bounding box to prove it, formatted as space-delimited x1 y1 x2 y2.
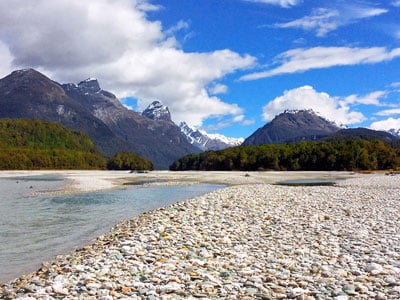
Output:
1 173 400 299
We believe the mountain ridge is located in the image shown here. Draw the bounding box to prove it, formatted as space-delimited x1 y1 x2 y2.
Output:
0 69 198 169
243 109 341 145
179 122 244 151
2 69 398 169
140 101 244 151
243 109 400 147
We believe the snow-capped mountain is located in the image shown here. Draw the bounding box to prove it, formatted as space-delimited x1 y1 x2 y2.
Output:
141 100 172 122
140 100 243 151
180 122 244 151
388 128 400 137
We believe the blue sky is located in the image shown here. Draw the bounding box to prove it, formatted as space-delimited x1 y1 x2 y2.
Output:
1 0 400 138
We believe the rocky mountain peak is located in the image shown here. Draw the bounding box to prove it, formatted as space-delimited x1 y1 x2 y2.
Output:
0 68 66 96
77 78 101 93
142 100 171 122
5 68 54 85
388 128 400 137
243 109 341 145
271 109 340 130
180 122 244 151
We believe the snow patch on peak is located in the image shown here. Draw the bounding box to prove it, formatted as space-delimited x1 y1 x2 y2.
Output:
84 77 97 82
283 109 345 129
77 77 101 93
147 100 163 109
15 69 32 73
205 132 244 146
142 100 171 121
180 122 243 151
388 128 400 137
11 68 42 77
283 108 318 115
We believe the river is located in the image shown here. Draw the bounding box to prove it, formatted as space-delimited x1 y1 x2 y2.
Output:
0 174 223 283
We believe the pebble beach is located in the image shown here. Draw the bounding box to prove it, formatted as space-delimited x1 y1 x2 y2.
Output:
1 172 400 299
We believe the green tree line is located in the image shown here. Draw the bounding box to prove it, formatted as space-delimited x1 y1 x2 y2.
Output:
0 118 155 170
170 140 400 171
107 152 154 171
0 118 106 169
0 148 106 170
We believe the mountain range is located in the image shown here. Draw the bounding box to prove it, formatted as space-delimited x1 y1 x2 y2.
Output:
179 122 244 151
0 69 198 169
139 100 243 150
0 69 398 169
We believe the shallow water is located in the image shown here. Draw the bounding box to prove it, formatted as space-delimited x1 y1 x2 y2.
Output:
0 175 223 283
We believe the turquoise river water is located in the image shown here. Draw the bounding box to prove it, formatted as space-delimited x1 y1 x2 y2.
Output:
0 174 223 283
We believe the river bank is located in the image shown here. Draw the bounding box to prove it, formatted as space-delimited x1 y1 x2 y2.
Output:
0 173 223 284
0 170 355 194
1 172 399 299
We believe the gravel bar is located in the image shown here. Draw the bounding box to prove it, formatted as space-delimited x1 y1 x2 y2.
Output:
1 173 400 299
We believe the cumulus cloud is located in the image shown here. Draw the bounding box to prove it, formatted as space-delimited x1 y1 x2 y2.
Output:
0 0 255 127
275 3 387 37
240 46 400 81
370 118 400 131
242 0 301 8
262 86 367 125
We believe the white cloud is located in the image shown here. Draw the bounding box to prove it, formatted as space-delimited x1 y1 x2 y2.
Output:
370 118 400 131
0 0 164 68
0 0 256 127
275 4 387 37
0 41 13 78
275 8 340 37
202 114 254 132
165 20 190 36
391 1 400 7
135 1 162 11
390 82 400 88
242 0 301 8
376 108 400 117
164 20 195 47
240 46 400 81
209 83 228 95
343 91 386 106
262 86 365 125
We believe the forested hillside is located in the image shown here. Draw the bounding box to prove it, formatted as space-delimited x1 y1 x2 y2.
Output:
107 152 154 171
0 118 106 169
170 140 400 171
